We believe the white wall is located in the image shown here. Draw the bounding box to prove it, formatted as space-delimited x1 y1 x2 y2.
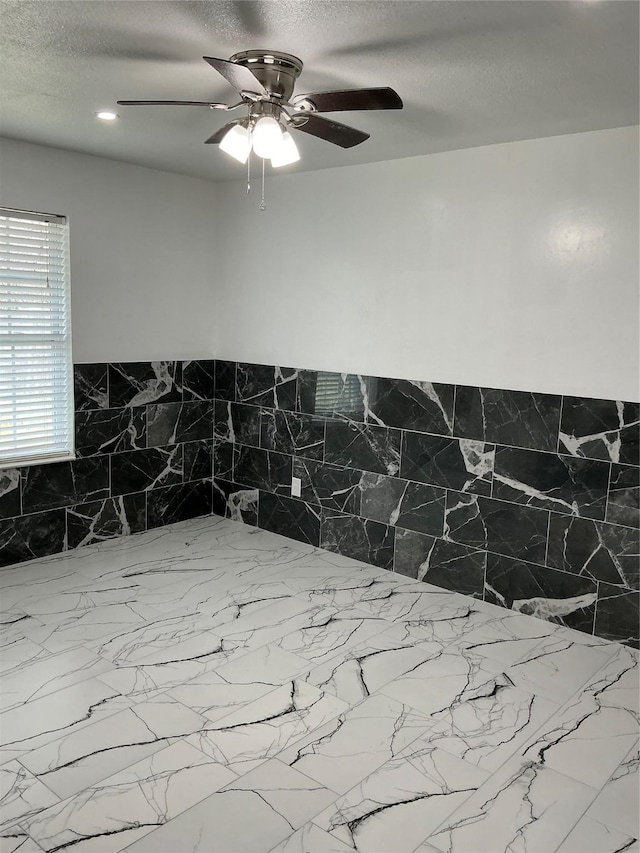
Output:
0 138 219 363
2 128 637 401
216 126 639 402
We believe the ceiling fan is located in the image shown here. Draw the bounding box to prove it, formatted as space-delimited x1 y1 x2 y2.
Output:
117 50 403 168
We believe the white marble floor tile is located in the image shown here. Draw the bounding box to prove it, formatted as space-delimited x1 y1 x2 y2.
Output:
380 647 504 715
556 815 639 853
166 646 311 723
0 832 43 852
187 680 348 776
0 648 113 712
0 762 59 832
125 758 339 853
278 693 437 795
370 593 553 662
0 563 83 612
314 743 488 852
267 823 353 852
19 695 211 799
21 602 164 655
522 646 639 790
215 644 311 685
0 678 130 764
324 582 455 623
222 758 339 830
582 744 639 838
22 740 236 853
207 597 317 653
303 626 444 706
425 758 599 853
0 516 636 852
95 655 223 703
88 610 230 666
0 615 44 650
0 639 50 677
272 605 391 668
378 644 560 771
122 791 288 852
504 632 619 704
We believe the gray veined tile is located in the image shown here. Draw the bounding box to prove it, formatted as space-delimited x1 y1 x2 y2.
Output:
0 648 113 712
220 759 339 831
125 760 336 853
377 593 560 667
166 646 311 723
503 630 619 704
303 626 445 706
0 761 59 832
315 743 488 853
522 645 639 790
576 743 639 839
425 758 598 853
0 614 44 650
278 693 437 795
0 678 131 764
19 694 212 800
0 832 43 852
271 605 390 668
87 608 229 666
323 580 456 623
23 740 236 853
214 644 311 684
20 601 163 655
0 638 50 677
0 561 82 609
556 815 639 853
267 823 354 852
186 680 348 777
96 625 241 669
209 597 319 656
388 655 559 774
379 645 510 717
96 655 227 704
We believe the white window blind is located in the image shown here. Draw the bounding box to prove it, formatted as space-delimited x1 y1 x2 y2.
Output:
314 374 364 417
0 207 74 468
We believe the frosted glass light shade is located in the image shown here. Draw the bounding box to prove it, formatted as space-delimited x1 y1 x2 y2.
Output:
271 131 300 167
219 124 252 163
252 117 283 159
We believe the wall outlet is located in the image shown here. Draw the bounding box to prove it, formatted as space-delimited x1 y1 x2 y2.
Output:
291 476 302 498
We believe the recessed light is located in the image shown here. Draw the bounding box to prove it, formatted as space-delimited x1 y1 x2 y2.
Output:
96 111 118 121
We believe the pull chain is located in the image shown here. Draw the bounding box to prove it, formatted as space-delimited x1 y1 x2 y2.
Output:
246 149 251 195
259 158 266 211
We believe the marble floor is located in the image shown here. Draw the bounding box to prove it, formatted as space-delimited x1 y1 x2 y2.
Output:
0 516 638 853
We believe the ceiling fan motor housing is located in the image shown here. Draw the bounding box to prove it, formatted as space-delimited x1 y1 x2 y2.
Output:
229 50 303 102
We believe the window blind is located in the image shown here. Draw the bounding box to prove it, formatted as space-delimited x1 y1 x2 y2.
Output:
0 208 74 468
314 373 364 417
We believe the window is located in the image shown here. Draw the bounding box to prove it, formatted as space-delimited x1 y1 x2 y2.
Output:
0 207 74 468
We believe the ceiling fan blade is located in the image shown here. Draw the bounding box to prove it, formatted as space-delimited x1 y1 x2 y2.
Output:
117 100 227 107
204 121 242 144
290 113 369 148
293 87 403 112
202 56 267 97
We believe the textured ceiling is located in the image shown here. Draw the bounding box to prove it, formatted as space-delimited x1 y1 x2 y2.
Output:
0 0 638 182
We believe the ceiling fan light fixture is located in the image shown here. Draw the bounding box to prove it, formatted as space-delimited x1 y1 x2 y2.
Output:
219 123 252 163
270 131 300 168
252 116 283 159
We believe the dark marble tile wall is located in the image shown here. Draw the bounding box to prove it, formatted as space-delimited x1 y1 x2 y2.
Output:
2 356 637 649
212 361 639 648
1 360 215 565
